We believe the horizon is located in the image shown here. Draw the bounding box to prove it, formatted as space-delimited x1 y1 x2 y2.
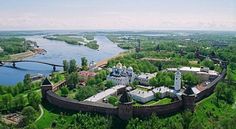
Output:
0 0 235 31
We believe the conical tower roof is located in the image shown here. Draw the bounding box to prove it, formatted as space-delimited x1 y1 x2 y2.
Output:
183 86 194 95
42 77 52 86
120 90 132 104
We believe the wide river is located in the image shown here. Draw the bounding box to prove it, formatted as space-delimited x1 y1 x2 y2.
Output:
0 36 124 86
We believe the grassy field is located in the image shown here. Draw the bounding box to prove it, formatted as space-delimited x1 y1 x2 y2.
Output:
35 102 76 129
134 98 172 106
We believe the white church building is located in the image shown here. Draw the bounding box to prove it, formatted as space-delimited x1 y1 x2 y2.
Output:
106 63 136 85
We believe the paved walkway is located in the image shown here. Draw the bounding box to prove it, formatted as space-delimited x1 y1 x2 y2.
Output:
35 104 44 122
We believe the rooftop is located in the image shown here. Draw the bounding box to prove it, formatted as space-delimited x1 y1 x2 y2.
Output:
137 73 157 80
167 66 218 76
85 85 126 102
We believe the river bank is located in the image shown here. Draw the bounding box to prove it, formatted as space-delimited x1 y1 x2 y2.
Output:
96 50 131 67
9 50 36 60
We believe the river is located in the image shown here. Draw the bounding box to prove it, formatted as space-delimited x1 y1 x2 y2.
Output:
0 35 124 86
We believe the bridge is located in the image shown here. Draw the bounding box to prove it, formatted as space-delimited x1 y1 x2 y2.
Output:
0 60 63 71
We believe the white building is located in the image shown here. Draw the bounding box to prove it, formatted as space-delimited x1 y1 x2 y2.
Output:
85 85 126 102
167 66 218 81
89 61 97 71
136 73 157 86
106 63 135 85
174 69 181 91
129 86 175 103
129 89 155 103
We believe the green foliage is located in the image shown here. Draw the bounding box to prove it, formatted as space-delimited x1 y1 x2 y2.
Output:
150 72 174 87
66 72 79 88
105 80 114 88
108 54 157 73
51 72 65 84
69 59 77 73
155 92 161 100
108 96 118 106
81 57 88 70
201 59 215 70
63 60 69 72
0 38 32 59
183 72 200 86
23 74 32 90
45 35 99 50
215 82 234 104
22 106 36 125
27 91 41 110
60 86 69 97
75 86 97 101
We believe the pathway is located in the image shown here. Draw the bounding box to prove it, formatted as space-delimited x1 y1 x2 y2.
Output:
35 104 44 122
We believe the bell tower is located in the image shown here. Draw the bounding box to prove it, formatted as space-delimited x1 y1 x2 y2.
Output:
174 68 181 91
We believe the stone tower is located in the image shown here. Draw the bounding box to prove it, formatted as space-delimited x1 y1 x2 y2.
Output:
174 69 181 91
182 86 195 111
118 90 133 120
41 77 53 99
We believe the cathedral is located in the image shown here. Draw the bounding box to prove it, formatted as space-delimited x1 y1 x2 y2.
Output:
107 62 136 85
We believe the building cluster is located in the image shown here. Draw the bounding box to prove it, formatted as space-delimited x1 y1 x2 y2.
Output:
104 63 219 104
167 66 218 81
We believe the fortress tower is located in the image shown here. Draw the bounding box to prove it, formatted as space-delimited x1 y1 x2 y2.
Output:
41 77 53 99
174 68 181 91
182 86 196 111
118 91 133 120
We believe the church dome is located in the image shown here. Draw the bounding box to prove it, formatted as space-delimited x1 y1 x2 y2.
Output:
128 66 133 70
116 62 122 69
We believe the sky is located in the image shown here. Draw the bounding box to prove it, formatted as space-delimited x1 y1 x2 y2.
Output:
0 0 235 31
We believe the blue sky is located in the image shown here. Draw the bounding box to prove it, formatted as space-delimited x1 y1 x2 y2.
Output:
0 0 235 30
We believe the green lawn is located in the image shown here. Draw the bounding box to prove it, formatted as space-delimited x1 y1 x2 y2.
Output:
35 102 76 129
134 98 172 106
192 89 236 128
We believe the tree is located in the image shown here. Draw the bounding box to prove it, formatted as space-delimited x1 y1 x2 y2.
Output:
215 82 234 104
23 74 32 90
182 110 193 129
61 86 69 97
155 92 161 100
108 96 118 106
66 72 79 88
81 57 88 70
27 92 41 110
69 59 77 73
22 106 36 125
75 86 96 101
25 123 38 129
63 60 69 72
149 78 158 87
183 73 200 86
1 93 13 110
201 59 215 70
13 94 26 110
105 80 114 88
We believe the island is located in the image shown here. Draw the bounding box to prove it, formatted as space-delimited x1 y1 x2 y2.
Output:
44 35 99 50
0 37 44 61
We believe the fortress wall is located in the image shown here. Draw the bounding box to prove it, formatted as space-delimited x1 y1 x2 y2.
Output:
46 90 118 115
133 100 183 117
195 68 226 102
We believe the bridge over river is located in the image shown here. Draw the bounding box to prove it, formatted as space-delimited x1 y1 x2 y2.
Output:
0 60 63 71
